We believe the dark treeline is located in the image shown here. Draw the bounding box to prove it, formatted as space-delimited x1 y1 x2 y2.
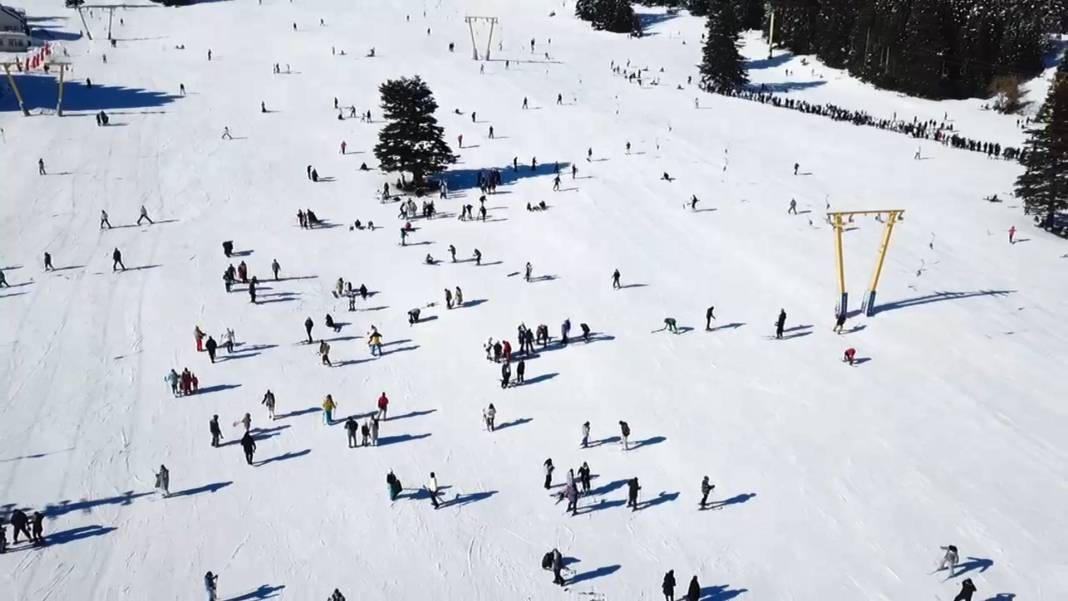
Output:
643 0 1066 101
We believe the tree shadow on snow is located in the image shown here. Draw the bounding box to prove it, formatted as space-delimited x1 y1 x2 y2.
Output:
440 161 570 193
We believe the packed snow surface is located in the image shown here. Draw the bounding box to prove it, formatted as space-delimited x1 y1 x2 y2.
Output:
2 1 1067 600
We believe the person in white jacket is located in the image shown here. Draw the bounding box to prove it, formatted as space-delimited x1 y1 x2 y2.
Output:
427 472 441 509
483 404 496 431
939 545 959 575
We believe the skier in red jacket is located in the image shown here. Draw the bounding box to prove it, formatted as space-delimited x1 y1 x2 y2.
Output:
843 348 856 366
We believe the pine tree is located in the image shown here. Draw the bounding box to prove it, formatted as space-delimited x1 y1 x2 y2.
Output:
896 0 953 97
373 76 456 188
814 0 855 68
1015 65 1068 228
699 0 749 94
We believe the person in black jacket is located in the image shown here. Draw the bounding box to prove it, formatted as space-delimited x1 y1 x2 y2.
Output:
31 512 44 545
953 579 976 601
10 509 30 544
627 477 641 510
501 361 511 388
112 248 126 271
205 336 218 363
775 309 786 339
705 306 716 330
662 570 676 601
619 420 631 450
304 317 314 343
516 360 525 384
210 415 223 447
345 417 359 448
686 575 700 601
240 431 256 465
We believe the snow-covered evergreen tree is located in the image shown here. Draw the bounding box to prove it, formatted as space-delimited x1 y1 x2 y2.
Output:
373 76 456 188
699 0 749 93
1015 64 1068 228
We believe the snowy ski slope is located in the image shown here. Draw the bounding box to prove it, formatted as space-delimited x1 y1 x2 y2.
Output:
2 1 1067 600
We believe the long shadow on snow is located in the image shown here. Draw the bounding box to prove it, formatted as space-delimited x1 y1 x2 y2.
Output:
255 449 311 466
629 436 666 450
700 584 750 600
952 557 994 578
568 564 621 585
438 490 498 508
494 417 532 430
221 425 290 446
636 491 679 510
224 584 287 601
41 490 152 519
2 74 179 113
168 481 233 498
197 383 242 394
377 433 432 446
874 290 1015 315
389 409 437 421
45 524 116 546
275 406 320 419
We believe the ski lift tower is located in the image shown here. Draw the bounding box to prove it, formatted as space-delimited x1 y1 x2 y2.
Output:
828 209 905 317
464 16 498 61
47 56 73 116
75 4 159 41
0 59 30 116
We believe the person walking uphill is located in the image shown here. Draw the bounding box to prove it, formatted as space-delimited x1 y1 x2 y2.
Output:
686 575 701 601
953 578 977 601
204 571 219 601
205 336 218 363
210 415 223 447
155 464 170 497
322 394 337 424
240 431 256 465
387 471 403 501
112 248 126 271
662 570 676 601
627 477 641 510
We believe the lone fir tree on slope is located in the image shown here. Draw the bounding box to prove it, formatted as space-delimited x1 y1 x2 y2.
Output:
373 76 456 189
1015 62 1068 229
698 0 749 94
